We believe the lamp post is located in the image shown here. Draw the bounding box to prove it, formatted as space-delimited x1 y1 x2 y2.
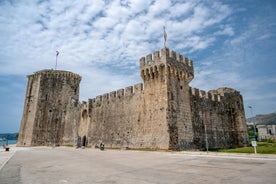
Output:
201 104 209 153
248 106 257 141
204 122 209 153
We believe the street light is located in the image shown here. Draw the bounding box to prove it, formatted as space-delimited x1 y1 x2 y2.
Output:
248 106 257 141
204 122 209 153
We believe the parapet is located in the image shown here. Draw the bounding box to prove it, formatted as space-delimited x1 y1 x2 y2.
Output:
140 48 194 82
89 83 144 108
190 87 221 102
28 69 81 82
211 87 239 96
117 89 124 98
134 83 144 92
208 87 242 102
140 48 193 70
125 86 133 96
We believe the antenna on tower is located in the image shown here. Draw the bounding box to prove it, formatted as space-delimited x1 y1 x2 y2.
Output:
163 26 167 48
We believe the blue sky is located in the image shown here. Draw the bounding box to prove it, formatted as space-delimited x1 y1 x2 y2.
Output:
0 0 275 133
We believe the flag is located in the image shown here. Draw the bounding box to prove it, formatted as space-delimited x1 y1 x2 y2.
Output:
56 50 59 57
164 26 167 43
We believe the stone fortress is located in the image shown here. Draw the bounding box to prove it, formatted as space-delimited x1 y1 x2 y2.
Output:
18 47 248 150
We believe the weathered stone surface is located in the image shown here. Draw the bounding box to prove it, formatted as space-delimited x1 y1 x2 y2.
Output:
18 48 248 150
18 70 81 146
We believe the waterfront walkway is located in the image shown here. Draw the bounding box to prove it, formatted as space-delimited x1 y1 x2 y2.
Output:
1 145 276 184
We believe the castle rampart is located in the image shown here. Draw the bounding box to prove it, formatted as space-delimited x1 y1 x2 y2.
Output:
18 47 248 150
190 87 222 102
189 87 248 149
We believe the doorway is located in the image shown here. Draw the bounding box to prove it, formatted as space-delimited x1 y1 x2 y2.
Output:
82 135 86 147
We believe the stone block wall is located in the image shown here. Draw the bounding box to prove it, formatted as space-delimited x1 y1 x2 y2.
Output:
189 87 248 150
18 48 248 150
86 81 170 149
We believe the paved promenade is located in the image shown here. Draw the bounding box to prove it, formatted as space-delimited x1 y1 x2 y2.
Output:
1 145 276 184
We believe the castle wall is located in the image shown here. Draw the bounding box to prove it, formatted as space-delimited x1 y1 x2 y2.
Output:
87 79 170 149
76 102 89 145
87 84 142 148
167 77 194 150
189 87 248 150
86 49 176 149
214 88 248 146
62 99 82 145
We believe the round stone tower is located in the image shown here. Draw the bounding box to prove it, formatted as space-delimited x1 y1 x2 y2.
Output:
18 69 81 146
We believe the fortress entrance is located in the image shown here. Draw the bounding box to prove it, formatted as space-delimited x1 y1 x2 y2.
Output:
82 136 86 147
78 109 89 147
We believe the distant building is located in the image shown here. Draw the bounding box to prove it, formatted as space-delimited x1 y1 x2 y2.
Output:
257 124 276 140
18 47 248 150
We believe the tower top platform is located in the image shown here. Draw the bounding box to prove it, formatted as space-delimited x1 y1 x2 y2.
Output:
28 69 81 81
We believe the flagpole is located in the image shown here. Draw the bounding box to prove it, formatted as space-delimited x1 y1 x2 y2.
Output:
55 55 57 70
163 26 167 48
55 51 59 70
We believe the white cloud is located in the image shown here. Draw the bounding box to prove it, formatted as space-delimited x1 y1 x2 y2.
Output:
215 26 234 36
1 0 275 129
148 0 171 17
0 0 234 74
0 0 236 100
257 34 271 40
169 2 195 18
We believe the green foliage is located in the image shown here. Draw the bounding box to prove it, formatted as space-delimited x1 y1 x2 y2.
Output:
213 142 276 154
247 126 254 136
267 138 276 143
247 126 258 140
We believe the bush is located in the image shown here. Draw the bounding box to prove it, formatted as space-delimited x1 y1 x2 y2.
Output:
267 138 276 143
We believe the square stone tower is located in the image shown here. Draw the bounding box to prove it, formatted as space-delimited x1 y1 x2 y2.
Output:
140 48 194 149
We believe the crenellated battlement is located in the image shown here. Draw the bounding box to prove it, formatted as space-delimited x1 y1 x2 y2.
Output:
140 48 194 83
89 83 144 108
140 48 193 68
189 87 221 102
209 87 240 97
28 69 81 82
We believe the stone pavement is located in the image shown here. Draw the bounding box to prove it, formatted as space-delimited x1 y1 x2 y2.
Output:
0 147 15 171
0 145 29 170
0 146 276 184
